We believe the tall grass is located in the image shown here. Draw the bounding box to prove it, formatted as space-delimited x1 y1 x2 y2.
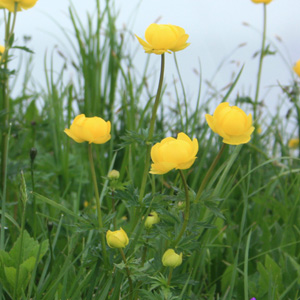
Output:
0 1 300 299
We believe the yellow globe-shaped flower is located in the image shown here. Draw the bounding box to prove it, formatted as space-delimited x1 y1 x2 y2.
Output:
293 60 300 78
106 228 129 249
64 114 111 144
150 132 198 175
135 24 190 55
0 0 38 12
251 0 272 4
205 102 254 145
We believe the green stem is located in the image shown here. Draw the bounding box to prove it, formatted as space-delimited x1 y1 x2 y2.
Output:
167 267 173 286
119 248 133 299
195 143 227 203
87 144 108 266
0 124 11 250
138 53 165 204
253 3 267 122
173 170 190 247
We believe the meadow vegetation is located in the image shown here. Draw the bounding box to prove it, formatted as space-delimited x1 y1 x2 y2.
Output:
0 0 300 299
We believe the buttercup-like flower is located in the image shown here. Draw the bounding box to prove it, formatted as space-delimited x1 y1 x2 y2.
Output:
135 24 190 55
106 228 129 249
150 132 198 175
0 0 39 12
293 60 300 78
288 138 299 149
251 0 272 4
205 102 254 145
64 114 111 144
162 249 182 268
0 45 4 61
144 211 160 229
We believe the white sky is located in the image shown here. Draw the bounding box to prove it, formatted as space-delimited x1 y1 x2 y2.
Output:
4 0 300 129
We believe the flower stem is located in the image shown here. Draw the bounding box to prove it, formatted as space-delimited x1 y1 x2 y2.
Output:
173 170 190 247
119 248 133 299
138 53 165 204
253 3 267 123
88 144 108 266
167 267 173 286
195 143 227 203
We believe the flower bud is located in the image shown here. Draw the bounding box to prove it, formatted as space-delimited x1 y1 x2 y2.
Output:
30 147 38 162
162 249 182 268
108 169 120 180
106 228 129 249
144 211 160 229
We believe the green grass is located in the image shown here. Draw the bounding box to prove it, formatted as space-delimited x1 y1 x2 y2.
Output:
1 1 300 299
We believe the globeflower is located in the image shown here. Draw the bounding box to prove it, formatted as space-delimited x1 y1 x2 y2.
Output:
251 0 272 4
150 132 198 175
0 45 4 61
205 102 254 145
293 60 300 78
0 0 39 12
144 211 160 229
135 23 190 55
64 114 111 144
106 228 129 249
288 138 299 149
162 249 182 268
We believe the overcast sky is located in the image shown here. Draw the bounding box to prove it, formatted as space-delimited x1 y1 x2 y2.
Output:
5 0 300 124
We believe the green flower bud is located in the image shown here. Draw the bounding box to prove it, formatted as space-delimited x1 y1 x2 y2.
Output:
162 249 182 268
144 211 160 229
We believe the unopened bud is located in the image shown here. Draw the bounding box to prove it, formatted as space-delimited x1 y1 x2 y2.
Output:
108 169 120 180
30 147 37 162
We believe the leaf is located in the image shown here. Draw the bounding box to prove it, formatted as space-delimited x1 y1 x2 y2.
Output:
12 45 34 53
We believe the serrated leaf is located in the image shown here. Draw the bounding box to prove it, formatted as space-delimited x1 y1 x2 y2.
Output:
9 230 40 265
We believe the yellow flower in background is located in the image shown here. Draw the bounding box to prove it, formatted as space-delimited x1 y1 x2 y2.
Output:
144 211 160 229
0 45 4 61
135 24 190 55
162 249 182 268
64 114 111 144
205 102 254 145
150 132 198 175
251 0 272 4
288 138 299 149
293 60 300 78
256 125 262 134
106 228 129 249
0 0 38 12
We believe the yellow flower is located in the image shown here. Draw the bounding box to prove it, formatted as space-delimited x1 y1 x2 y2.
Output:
288 138 299 149
135 24 190 55
144 211 160 229
162 249 182 268
106 228 129 249
0 45 4 61
0 0 38 12
150 132 198 175
64 114 111 144
205 102 254 145
256 125 262 134
251 0 272 4
293 60 300 78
